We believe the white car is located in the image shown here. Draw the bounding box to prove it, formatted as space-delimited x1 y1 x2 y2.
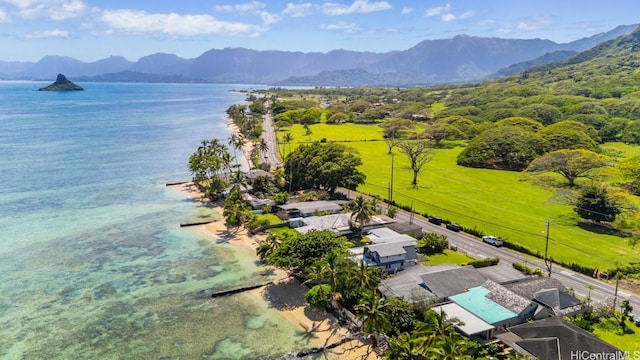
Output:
482 235 503 247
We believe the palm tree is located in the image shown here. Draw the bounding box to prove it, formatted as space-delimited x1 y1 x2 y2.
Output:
258 137 269 158
348 195 376 236
350 259 381 291
355 291 391 349
229 169 248 191
283 131 294 156
256 233 281 260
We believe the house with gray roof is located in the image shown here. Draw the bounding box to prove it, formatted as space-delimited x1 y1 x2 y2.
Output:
419 265 487 302
363 240 417 273
292 212 395 235
277 200 345 219
377 264 456 303
502 277 583 319
498 317 624 360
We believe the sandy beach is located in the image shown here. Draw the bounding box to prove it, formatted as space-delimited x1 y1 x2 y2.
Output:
170 182 379 360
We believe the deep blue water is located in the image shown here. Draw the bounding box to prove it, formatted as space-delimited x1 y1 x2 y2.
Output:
0 82 301 359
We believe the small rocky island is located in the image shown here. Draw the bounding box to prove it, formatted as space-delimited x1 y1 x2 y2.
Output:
38 74 84 91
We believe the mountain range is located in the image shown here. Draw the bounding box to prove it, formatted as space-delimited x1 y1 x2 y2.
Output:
1 24 637 86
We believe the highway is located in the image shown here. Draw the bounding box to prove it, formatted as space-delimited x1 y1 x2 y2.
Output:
258 106 640 319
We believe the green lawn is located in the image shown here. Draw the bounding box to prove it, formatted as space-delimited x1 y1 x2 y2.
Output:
593 317 640 352
276 123 640 272
422 249 476 266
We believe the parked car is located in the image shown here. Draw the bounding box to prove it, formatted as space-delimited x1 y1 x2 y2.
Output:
428 216 442 225
445 223 461 232
482 235 503 247
635 315 640 327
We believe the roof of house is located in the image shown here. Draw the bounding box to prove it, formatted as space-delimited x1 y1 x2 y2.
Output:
507 317 624 360
365 240 417 258
387 222 422 236
278 200 344 214
483 280 533 314
294 213 396 235
432 303 496 336
502 277 568 300
246 169 273 179
378 264 456 302
533 288 582 315
368 227 417 244
419 265 487 300
449 286 518 325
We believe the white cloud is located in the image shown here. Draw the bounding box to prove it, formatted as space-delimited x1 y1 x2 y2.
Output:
100 9 263 36
0 8 10 23
517 22 535 30
214 1 265 13
322 0 392 16
441 13 455 22
320 21 359 33
425 4 451 17
259 11 280 26
283 2 313 17
460 10 475 19
26 28 69 39
3 0 87 20
401 7 413 15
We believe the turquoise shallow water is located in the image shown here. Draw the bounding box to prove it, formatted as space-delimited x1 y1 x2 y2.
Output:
0 82 301 359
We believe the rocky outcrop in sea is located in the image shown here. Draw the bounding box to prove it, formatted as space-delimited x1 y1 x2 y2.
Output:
38 74 84 91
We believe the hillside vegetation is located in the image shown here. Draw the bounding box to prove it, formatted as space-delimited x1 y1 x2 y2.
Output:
253 28 640 274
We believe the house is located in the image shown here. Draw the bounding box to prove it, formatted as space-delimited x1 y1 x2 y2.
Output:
419 265 487 302
292 213 395 235
449 280 537 329
386 221 423 239
502 277 583 319
432 302 496 340
276 200 345 219
378 264 457 304
498 317 624 360
367 227 416 244
363 240 417 273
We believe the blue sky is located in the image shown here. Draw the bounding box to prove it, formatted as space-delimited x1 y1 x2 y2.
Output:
1 0 639 62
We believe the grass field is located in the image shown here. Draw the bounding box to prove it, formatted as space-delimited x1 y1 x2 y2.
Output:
276 123 640 272
422 249 476 266
593 317 640 353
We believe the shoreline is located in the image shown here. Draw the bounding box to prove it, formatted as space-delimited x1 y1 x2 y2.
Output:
169 182 378 359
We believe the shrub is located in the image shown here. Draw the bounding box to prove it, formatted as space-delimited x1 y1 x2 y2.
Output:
468 258 500 268
513 262 544 276
417 233 448 255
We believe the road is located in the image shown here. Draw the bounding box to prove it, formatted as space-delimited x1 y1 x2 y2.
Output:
258 108 640 318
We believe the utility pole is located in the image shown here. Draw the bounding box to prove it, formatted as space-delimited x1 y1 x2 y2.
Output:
389 152 394 202
544 220 552 277
613 262 620 313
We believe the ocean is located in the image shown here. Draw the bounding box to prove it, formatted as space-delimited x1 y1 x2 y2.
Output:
0 81 302 359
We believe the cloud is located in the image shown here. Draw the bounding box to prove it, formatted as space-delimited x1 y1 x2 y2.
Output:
441 13 455 22
258 11 280 26
425 4 451 17
214 1 265 13
0 8 10 23
100 9 263 36
401 7 413 15
3 0 87 20
283 2 313 17
322 0 392 16
25 28 69 39
460 10 475 19
320 21 360 33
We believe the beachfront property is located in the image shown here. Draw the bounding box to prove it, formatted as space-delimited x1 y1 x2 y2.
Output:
277 200 345 219
288 210 396 235
496 317 624 359
362 240 418 273
502 277 584 319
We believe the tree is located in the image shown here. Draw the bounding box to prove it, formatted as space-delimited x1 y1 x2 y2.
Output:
347 195 376 236
223 186 250 227
457 126 545 171
284 142 366 193
301 123 313 141
305 284 332 310
397 140 435 187
525 149 612 186
380 118 415 153
419 123 466 146
355 291 391 348
619 155 640 194
574 184 621 223
268 230 347 273
495 116 545 132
